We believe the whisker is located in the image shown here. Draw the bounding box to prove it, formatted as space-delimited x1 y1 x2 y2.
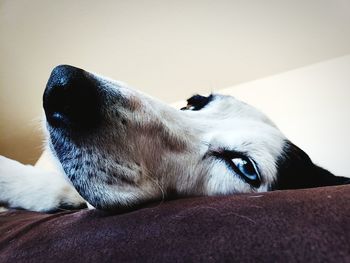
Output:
142 166 165 205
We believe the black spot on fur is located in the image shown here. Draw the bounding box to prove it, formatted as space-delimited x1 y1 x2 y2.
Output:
106 177 117 185
273 141 350 190
88 172 96 178
181 94 214 111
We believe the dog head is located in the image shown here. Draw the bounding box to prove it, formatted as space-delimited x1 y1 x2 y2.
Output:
43 65 349 209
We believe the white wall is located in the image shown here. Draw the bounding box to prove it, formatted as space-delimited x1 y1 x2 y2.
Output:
218 55 350 176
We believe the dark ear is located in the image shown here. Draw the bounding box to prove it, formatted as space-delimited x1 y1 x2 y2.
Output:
272 141 350 190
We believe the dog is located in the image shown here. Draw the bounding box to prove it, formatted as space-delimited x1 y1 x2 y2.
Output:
1 65 349 212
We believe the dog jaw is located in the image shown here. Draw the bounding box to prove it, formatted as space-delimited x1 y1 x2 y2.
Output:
43 66 289 210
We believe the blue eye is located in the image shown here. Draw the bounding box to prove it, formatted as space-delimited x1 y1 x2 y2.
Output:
230 156 261 187
212 150 261 187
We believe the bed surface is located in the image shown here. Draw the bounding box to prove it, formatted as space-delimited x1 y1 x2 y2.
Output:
1 185 349 262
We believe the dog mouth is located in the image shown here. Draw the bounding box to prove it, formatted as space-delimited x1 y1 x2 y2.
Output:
42 65 131 208
47 119 161 210
43 64 193 209
47 130 135 208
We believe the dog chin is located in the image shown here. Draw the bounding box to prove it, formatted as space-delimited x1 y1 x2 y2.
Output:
46 146 159 210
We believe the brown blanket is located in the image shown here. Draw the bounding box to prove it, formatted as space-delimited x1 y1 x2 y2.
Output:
0 185 349 262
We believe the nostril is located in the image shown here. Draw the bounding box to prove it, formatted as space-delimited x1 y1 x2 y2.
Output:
50 112 70 127
45 87 72 127
43 65 101 130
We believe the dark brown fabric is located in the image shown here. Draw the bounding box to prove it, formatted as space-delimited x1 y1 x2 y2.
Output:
0 185 349 263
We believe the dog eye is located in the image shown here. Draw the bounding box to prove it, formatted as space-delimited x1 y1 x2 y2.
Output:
229 157 261 187
181 94 214 111
214 151 261 187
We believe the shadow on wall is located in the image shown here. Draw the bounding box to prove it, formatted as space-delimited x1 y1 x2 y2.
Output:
0 125 44 165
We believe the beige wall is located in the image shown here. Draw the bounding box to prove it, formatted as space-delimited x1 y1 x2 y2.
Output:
221 55 350 177
1 0 350 164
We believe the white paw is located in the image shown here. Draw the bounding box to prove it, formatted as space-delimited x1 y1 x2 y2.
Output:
0 155 87 212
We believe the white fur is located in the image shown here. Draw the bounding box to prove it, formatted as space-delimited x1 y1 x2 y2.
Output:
0 156 85 212
0 70 288 211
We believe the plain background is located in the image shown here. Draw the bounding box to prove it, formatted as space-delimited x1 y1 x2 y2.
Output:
1 0 350 166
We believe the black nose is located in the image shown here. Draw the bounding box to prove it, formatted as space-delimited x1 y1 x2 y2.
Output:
43 65 101 129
